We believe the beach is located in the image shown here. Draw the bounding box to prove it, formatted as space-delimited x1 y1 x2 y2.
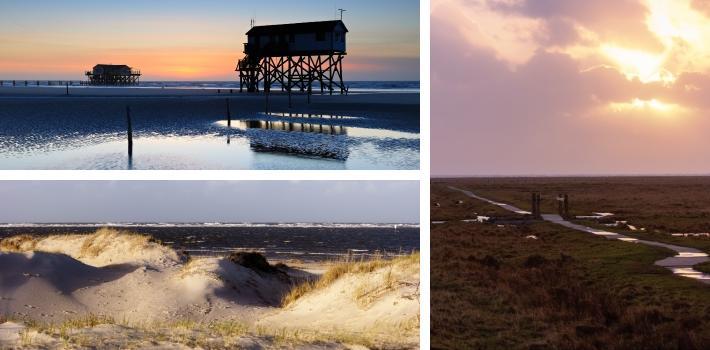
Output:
0 228 420 349
0 86 420 170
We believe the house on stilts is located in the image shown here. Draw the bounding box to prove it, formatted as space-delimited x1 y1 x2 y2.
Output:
236 20 348 94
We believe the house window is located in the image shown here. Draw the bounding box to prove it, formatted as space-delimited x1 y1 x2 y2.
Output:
316 31 325 41
335 33 341 42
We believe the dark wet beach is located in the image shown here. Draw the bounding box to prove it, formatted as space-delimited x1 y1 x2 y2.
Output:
0 93 419 169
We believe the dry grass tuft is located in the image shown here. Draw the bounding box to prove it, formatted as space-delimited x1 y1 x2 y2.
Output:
78 227 154 258
282 252 419 307
0 234 39 252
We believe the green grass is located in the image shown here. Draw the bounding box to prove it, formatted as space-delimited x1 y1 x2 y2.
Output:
432 182 710 349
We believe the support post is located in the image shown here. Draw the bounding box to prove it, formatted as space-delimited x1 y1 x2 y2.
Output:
126 106 133 158
66 83 69 96
226 98 231 127
564 194 569 218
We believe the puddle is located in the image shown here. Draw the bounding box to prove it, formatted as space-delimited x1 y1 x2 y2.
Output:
0 134 418 170
216 120 420 140
670 267 710 281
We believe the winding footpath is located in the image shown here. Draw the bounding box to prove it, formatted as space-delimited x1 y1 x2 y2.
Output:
446 186 710 284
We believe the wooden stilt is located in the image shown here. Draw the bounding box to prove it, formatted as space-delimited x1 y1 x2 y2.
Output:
126 106 133 158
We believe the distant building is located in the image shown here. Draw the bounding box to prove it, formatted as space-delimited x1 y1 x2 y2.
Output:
237 20 348 94
85 64 141 86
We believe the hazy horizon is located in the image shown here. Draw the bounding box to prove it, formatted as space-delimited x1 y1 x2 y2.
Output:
0 181 419 224
433 0 710 176
0 0 419 81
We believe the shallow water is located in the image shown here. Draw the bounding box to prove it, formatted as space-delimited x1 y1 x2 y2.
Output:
448 186 710 284
0 100 419 169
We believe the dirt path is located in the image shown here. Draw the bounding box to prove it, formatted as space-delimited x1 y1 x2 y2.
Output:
447 186 710 284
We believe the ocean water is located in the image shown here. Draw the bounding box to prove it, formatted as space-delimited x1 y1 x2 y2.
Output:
0 80 420 93
0 224 420 262
137 81 420 93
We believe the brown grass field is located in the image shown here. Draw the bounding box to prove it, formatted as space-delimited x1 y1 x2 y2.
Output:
431 178 710 350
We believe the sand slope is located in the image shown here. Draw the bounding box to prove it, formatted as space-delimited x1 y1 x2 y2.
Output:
0 230 419 349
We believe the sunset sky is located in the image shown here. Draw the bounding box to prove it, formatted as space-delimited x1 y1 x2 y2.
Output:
433 0 710 175
0 0 419 81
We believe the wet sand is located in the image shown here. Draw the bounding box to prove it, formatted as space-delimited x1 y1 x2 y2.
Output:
0 87 420 169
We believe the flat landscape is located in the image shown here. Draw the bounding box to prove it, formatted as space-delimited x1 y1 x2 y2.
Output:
431 178 710 349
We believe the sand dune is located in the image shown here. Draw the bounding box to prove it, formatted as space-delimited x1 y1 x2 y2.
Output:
0 229 419 349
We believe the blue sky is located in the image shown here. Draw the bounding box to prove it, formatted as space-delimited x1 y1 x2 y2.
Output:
0 0 419 80
0 181 419 223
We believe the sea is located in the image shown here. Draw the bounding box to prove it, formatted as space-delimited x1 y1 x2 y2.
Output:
0 223 420 262
0 80 420 93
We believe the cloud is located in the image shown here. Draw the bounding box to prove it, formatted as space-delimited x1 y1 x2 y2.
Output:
432 4 710 176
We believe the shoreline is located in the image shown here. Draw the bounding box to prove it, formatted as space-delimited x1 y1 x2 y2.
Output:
0 86 420 105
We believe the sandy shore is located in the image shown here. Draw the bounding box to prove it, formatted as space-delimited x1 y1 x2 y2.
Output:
0 229 419 349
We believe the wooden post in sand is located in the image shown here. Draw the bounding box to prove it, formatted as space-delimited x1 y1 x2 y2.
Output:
531 192 541 219
226 98 231 127
126 106 133 158
564 194 570 218
65 82 69 96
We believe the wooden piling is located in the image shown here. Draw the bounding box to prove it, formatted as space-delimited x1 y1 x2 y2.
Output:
65 82 69 96
564 194 569 218
226 98 231 127
126 106 133 157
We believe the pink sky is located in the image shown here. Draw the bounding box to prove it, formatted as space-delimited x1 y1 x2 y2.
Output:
433 0 710 176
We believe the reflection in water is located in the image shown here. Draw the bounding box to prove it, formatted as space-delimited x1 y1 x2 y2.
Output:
671 267 710 281
215 120 419 140
264 112 361 120
240 120 347 136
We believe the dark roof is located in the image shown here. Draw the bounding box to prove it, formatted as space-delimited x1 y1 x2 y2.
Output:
246 20 348 35
93 64 131 69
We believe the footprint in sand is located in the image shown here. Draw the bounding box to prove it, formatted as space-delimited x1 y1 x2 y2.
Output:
23 304 37 309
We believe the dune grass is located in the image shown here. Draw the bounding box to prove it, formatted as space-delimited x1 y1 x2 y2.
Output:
11 313 406 349
77 227 166 258
0 234 38 252
281 252 419 307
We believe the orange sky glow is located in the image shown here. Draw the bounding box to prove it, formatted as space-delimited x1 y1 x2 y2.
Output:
433 0 710 175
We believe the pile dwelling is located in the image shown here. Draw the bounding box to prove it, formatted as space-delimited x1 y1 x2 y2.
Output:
237 20 348 94
85 64 141 86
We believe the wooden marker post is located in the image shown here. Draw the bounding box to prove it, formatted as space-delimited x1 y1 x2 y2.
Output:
226 98 231 127
126 106 133 158
65 82 69 96
564 194 570 218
